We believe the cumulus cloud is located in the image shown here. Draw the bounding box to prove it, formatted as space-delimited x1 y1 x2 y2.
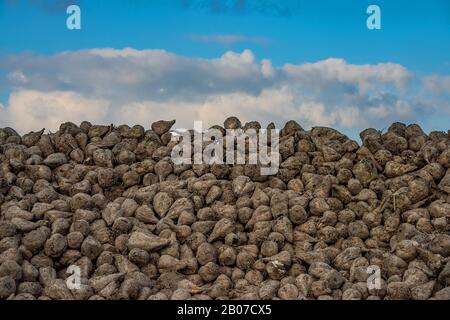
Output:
0 90 110 133
423 75 450 95
283 58 412 93
7 70 28 84
1 48 273 103
0 48 446 134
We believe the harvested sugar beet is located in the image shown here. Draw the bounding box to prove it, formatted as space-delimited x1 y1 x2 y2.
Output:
0 119 449 300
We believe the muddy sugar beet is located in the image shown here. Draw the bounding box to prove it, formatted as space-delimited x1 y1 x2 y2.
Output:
0 119 450 300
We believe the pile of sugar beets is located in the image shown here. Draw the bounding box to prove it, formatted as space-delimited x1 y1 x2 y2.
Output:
0 118 449 300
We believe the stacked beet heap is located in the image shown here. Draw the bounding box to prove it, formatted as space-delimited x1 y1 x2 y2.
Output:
0 118 449 300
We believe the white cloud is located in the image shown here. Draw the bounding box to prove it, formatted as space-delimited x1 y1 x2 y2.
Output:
297 102 337 127
261 59 275 78
0 103 5 123
0 88 299 133
0 48 445 134
0 90 110 133
423 75 450 95
283 58 412 93
336 107 363 128
7 70 28 84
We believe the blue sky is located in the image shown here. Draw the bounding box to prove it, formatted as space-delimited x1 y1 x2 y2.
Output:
0 0 449 138
1 0 449 71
